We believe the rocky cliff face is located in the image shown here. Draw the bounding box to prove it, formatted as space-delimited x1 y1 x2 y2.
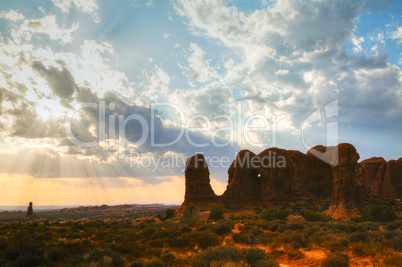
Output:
177 154 220 212
223 150 261 207
324 143 360 219
356 157 402 201
179 144 401 219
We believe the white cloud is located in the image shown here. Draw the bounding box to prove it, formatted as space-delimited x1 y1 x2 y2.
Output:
392 26 402 44
141 65 171 101
52 0 100 22
351 34 364 53
275 69 289 75
15 15 79 44
163 32 170 39
186 43 219 82
0 10 24 21
146 0 154 8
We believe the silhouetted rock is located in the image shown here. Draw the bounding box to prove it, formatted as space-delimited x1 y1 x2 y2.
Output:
26 202 33 217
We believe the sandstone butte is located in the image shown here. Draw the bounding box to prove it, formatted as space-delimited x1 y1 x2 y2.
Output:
177 143 402 220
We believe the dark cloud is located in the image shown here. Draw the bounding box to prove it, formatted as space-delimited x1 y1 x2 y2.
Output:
31 61 76 101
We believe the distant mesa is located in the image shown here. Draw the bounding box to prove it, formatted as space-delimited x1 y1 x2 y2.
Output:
178 143 402 220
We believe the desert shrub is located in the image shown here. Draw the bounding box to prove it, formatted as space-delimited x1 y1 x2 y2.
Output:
260 208 289 221
180 225 192 233
160 252 175 265
255 258 280 267
192 247 278 267
357 222 379 232
193 246 242 267
265 222 284 232
387 220 402 231
351 242 370 256
232 229 262 245
287 223 304 230
47 247 65 261
9 253 46 267
148 237 176 248
209 207 225 221
175 236 190 248
390 235 402 252
209 261 249 267
333 223 357 233
384 254 402 266
196 233 220 249
82 249 124 267
165 209 175 219
349 232 369 243
303 210 331 222
3 239 46 266
146 261 164 267
0 237 8 250
244 248 267 265
291 233 310 248
214 224 233 235
324 238 349 252
112 242 145 257
131 262 144 267
321 253 349 267
142 228 157 236
361 205 398 222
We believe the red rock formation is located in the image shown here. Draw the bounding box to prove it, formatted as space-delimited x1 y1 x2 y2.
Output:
223 150 260 207
258 147 333 202
177 154 220 212
178 144 401 220
356 157 402 201
324 143 360 219
222 147 333 205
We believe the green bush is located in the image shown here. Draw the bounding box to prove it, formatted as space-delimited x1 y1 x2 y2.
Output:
357 222 379 232
321 253 349 267
303 210 332 222
46 247 65 261
349 232 369 243
86 249 124 267
361 205 398 222
325 238 349 252
387 220 402 231
165 209 175 219
180 225 192 233
351 242 370 256
192 247 278 267
196 233 220 249
259 208 289 221
232 229 262 245
209 207 225 221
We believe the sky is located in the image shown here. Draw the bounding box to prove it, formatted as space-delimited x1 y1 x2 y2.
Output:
0 0 401 206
